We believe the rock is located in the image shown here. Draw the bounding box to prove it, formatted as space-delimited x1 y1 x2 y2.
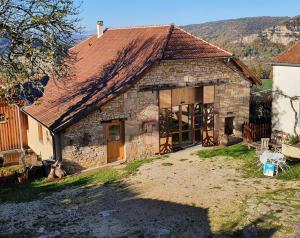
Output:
47 161 66 179
37 230 61 238
144 228 171 238
37 227 45 233
98 210 117 217
157 228 170 238
242 222 257 238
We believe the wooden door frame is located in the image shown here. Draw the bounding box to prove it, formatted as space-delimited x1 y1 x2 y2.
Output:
105 119 125 163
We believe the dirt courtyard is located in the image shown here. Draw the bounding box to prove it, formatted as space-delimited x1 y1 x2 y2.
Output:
0 146 299 238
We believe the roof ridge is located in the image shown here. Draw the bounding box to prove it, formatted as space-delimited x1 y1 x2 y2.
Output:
173 26 233 56
70 34 95 50
107 24 172 30
161 24 175 59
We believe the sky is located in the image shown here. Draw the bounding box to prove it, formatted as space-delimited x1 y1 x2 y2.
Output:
77 0 300 32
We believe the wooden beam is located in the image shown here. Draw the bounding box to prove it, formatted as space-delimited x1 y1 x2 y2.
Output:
138 78 230 92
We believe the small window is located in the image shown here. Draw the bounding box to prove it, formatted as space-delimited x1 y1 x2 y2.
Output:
0 113 6 123
38 124 43 142
225 117 234 135
109 125 121 141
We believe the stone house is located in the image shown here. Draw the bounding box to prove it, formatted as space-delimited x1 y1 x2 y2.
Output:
22 23 260 173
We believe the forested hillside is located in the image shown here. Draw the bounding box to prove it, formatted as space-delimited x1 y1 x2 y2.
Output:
183 16 300 79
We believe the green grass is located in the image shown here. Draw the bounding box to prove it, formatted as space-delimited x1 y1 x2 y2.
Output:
197 143 300 180
277 161 300 181
0 167 120 203
197 143 260 178
197 143 256 160
0 157 159 203
0 165 24 175
260 79 273 90
123 157 156 176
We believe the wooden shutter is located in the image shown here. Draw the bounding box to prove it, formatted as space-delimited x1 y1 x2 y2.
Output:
159 90 172 108
203 86 215 104
38 124 43 142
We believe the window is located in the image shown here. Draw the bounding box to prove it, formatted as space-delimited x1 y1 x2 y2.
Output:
108 125 121 141
38 124 43 142
225 117 234 135
0 113 6 123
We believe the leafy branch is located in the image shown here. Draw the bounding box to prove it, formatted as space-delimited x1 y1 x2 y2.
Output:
0 0 81 102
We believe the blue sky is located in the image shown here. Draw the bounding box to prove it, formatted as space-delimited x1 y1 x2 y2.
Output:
77 0 300 32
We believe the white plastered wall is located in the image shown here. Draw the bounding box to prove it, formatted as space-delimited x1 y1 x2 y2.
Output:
27 116 54 160
272 65 300 135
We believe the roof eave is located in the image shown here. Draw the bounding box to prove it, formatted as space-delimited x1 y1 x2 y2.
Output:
232 57 262 85
21 106 53 132
269 62 300 67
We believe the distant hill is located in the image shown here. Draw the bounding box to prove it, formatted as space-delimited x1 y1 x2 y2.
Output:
183 16 290 45
183 16 300 79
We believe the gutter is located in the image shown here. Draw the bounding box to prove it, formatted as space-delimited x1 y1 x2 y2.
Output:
267 62 300 67
16 105 24 154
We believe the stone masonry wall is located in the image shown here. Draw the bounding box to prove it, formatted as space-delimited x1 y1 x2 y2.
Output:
61 59 251 173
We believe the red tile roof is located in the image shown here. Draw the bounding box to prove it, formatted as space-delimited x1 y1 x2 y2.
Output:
272 40 300 65
23 25 257 131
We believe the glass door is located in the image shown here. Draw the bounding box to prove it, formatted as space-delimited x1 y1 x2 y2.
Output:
171 104 194 150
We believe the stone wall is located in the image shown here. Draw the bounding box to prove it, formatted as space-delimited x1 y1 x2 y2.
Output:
143 59 251 139
61 59 251 173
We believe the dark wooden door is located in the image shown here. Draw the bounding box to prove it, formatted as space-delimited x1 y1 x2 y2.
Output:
106 120 124 163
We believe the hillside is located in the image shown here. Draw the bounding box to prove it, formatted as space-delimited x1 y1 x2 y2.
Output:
184 16 290 45
183 16 300 78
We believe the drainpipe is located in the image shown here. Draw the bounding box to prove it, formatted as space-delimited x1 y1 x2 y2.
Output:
16 105 24 154
53 132 62 162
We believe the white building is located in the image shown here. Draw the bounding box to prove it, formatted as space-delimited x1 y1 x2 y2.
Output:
271 41 300 135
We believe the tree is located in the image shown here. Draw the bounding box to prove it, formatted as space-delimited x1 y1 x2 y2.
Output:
0 0 81 102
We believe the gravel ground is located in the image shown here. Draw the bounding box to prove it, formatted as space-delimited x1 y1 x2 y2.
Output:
0 146 299 238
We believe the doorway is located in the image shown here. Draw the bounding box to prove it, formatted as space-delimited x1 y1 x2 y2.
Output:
170 103 203 150
106 120 124 163
158 86 215 154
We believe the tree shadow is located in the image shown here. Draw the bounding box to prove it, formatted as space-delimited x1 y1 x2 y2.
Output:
0 177 280 238
50 36 165 130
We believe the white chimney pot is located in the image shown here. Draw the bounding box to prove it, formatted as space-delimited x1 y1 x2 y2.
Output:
97 21 104 38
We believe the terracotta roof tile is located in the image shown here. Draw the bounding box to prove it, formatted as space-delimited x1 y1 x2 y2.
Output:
272 40 300 65
23 25 252 131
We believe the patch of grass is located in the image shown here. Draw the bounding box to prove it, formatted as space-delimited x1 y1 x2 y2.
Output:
197 143 255 160
123 158 155 176
161 162 173 166
261 79 273 90
0 167 120 203
0 156 160 203
0 165 24 175
197 143 260 178
197 143 300 180
277 161 300 181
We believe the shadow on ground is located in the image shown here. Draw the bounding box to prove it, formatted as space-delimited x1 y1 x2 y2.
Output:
0 179 278 238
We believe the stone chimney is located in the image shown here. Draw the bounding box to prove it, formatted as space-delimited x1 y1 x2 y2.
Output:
97 21 104 38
